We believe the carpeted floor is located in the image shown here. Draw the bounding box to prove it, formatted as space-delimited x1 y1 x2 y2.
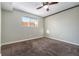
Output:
1 37 79 56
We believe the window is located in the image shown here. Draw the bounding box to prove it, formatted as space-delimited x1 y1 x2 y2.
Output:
21 16 38 27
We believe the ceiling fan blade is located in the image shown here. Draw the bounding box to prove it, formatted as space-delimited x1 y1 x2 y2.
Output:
37 6 43 9
49 2 58 5
43 2 48 5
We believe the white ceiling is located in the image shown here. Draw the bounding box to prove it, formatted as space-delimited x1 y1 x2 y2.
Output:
1 2 79 17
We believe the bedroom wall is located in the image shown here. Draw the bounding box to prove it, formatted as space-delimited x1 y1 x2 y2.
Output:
1 9 44 45
0 3 1 55
0 3 1 46
45 6 79 45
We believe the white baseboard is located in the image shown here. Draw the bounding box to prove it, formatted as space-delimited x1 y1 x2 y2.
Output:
1 36 79 46
1 36 43 46
47 36 79 46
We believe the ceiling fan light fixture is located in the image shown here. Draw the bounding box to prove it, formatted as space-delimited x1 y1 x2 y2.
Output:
36 2 58 11
43 5 49 9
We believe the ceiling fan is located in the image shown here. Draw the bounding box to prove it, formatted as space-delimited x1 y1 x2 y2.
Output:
36 2 58 11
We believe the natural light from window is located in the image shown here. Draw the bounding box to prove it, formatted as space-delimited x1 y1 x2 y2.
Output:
21 16 38 28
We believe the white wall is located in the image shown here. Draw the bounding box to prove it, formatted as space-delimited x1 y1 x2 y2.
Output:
0 3 1 54
0 3 1 45
1 9 44 45
45 6 79 45
1 4 79 46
